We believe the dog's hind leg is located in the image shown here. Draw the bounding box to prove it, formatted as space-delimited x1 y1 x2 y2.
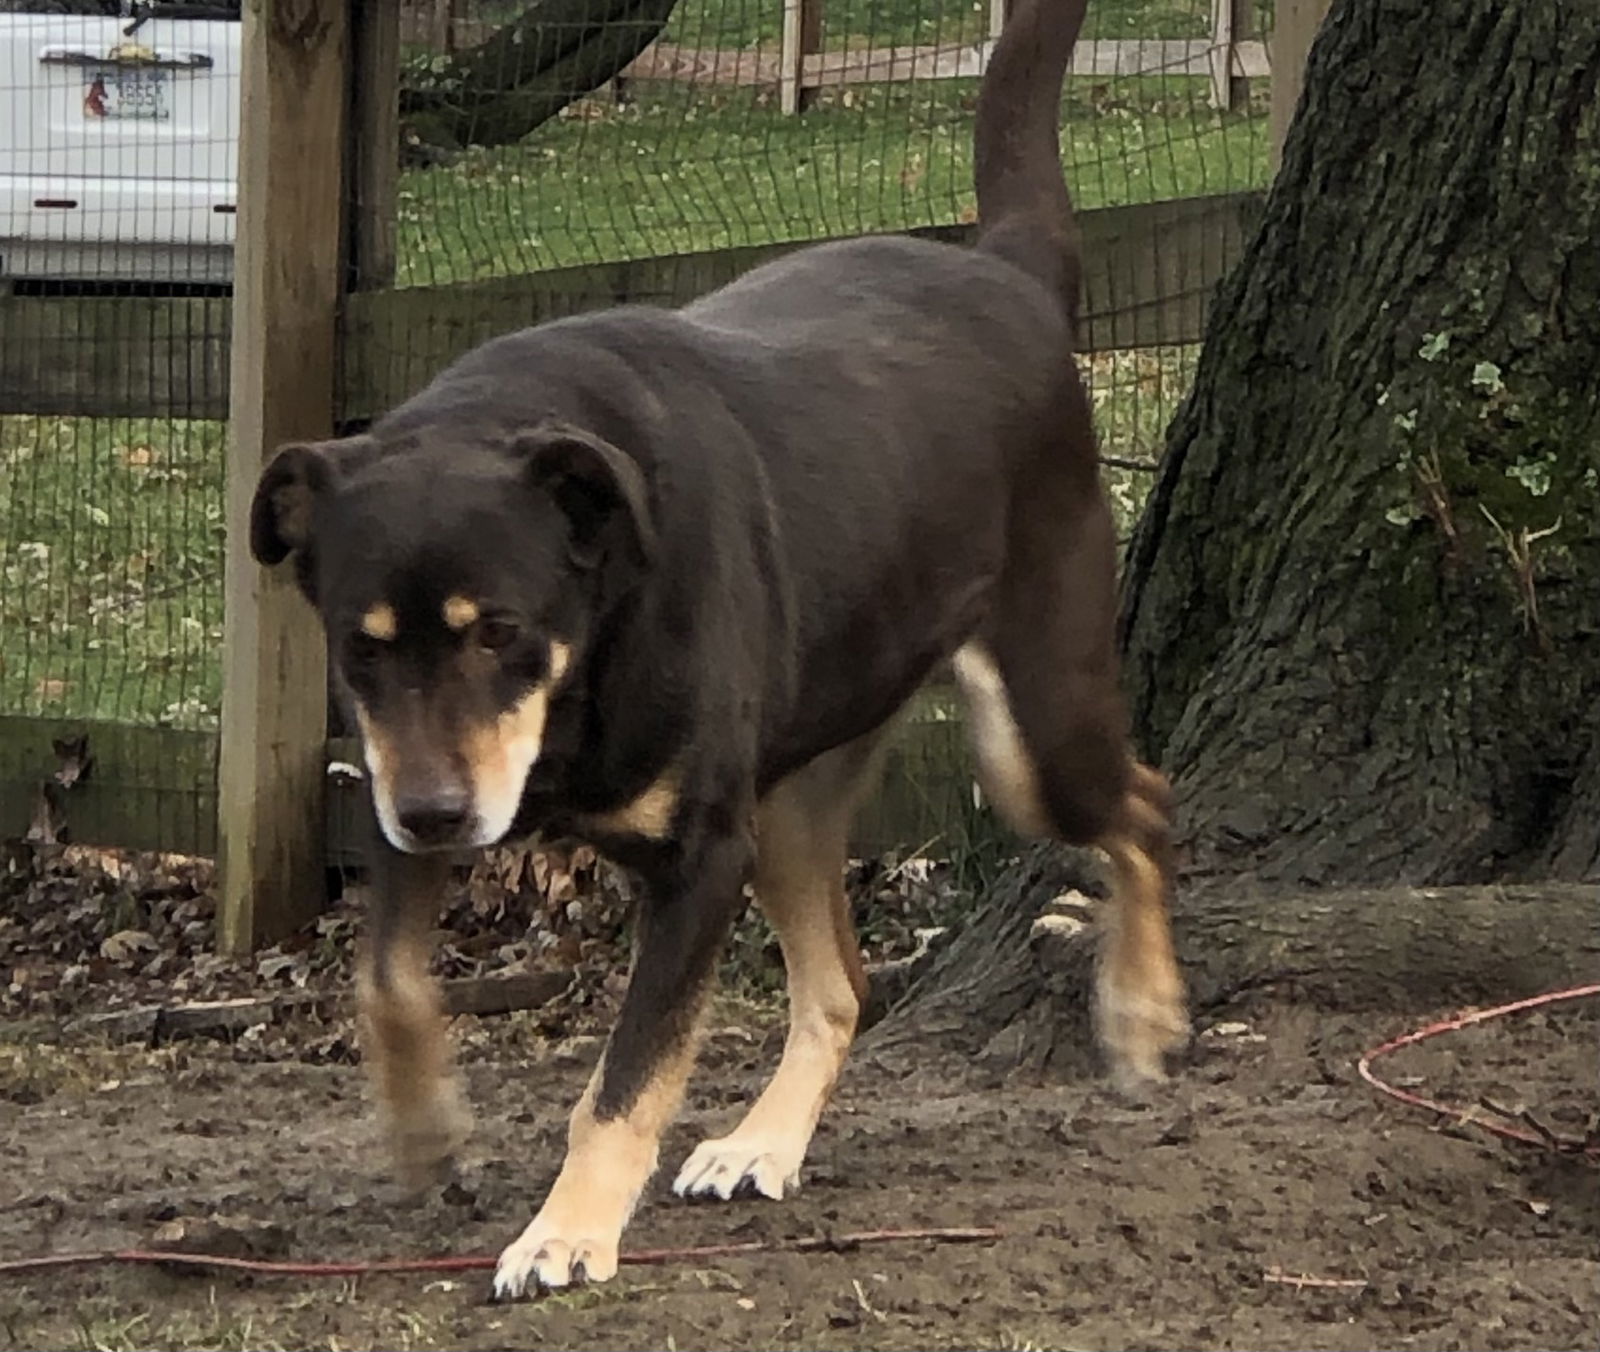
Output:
672 732 885 1202
358 844 472 1190
1092 759 1188 1083
953 451 1188 1087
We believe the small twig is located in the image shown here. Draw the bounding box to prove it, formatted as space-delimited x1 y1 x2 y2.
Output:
0 1226 1001 1282
1478 505 1560 653
1479 1096 1562 1151
1099 454 1161 472
1414 450 1461 563
1263 1266 1370 1292
883 836 943 882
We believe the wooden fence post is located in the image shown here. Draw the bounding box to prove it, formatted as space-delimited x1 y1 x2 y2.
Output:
1269 0 1332 172
349 0 400 291
218 0 349 954
988 0 1010 45
1209 0 1250 110
428 0 455 50
780 0 823 115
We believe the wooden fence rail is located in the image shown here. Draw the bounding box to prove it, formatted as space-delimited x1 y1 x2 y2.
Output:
623 35 1268 95
0 192 1261 423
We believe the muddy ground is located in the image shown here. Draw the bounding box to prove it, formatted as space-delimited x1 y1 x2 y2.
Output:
2 960 1595 1351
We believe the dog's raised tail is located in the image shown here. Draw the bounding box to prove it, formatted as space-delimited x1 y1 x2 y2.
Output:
974 0 1089 324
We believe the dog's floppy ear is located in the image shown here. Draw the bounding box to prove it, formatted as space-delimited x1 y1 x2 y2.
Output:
514 422 657 570
249 436 375 566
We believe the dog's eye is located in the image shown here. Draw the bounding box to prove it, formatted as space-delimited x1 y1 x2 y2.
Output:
477 617 519 653
345 632 382 674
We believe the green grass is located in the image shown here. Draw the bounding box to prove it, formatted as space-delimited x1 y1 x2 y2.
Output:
661 0 1222 54
1 1289 461 1352
1 0 1265 729
0 416 225 728
397 80 1267 285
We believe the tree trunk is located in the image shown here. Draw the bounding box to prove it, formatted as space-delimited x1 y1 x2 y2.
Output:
860 848 1599 1076
401 0 680 153
859 847 1108 1081
1118 0 1600 886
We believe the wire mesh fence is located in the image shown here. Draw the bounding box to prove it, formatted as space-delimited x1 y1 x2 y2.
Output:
0 0 1274 866
389 0 1269 282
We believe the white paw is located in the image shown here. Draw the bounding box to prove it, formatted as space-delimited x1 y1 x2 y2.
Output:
386 1089 473 1192
1095 985 1190 1088
492 1213 620 1300
672 1134 804 1201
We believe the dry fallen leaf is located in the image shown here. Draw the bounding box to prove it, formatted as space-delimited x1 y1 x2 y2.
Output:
101 929 157 962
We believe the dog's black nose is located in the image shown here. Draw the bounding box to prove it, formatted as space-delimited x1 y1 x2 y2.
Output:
395 792 471 846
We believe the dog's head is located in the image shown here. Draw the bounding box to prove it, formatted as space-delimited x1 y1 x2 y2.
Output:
250 421 655 854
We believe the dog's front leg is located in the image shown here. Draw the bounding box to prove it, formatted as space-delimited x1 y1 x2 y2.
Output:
493 828 750 1298
358 840 471 1190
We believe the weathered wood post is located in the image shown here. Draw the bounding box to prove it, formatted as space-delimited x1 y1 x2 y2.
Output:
1209 0 1251 110
988 0 1010 46
218 0 350 953
349 0 401 292
780 0 824 115
1269 0 1333 172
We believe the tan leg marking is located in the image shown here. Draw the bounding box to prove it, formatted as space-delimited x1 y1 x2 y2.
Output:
673 739 879 1202
1094 762 1189 1086
357 936 471 1189
952 641 1052 837
494 1036 702 1295
360 602 398 641
955 645 1186 1084
582 766 681 841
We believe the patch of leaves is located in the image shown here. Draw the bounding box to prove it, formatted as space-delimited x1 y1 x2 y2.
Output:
1 836 976 1039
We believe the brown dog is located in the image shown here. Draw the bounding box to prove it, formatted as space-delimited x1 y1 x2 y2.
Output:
249 0 1187 1299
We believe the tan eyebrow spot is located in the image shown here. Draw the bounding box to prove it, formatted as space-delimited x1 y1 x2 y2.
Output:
442 595 480 631
360 603 398 641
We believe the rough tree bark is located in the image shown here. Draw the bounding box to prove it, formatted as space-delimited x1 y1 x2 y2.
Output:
859 849 1598 1073
872 0 1600 1064
1119 0 1600 887
402 0 681 153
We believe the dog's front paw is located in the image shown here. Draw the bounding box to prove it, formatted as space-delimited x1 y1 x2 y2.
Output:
492 1210 621 1299
386 1086 473 1193
672 1132 803 1201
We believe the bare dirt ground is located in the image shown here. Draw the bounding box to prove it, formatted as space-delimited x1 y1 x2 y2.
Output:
2 958 1596 1351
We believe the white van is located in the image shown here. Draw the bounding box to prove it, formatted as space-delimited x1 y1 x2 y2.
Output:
0 1 239 287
